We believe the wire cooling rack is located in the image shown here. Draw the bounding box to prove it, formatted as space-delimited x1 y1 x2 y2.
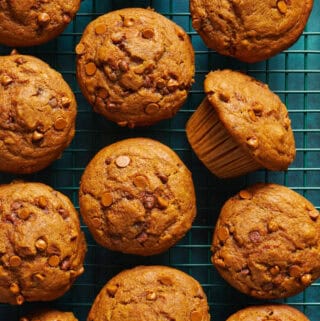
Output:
0 0 319 320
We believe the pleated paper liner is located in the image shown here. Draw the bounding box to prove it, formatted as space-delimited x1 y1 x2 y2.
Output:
186 98 261 178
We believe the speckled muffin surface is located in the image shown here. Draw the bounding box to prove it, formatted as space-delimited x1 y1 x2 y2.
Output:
211 183 320 299
0 182 86 305
79 138 196 256
190 0 313 62
204 69 295 171
226 304 310 321
76 7 195 127
21 309 78 321
0 53 77 174
0 0 80 47
88 265 210 321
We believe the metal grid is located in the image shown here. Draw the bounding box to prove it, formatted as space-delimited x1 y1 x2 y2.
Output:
0 0 319 320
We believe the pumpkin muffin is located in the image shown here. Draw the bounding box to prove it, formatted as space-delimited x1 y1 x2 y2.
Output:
190 0 313 63
0 52 77 174
76 7 195 127
79 138 196 256
0 0 81 47
186 69 295 178
211 183 320 299
226 305 310 321
21 310 78 321
88 265 210 321
0 181 86 305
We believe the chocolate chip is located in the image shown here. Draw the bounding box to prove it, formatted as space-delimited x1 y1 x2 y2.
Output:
9 283 20 294
101 192 113 207
32 131 44 142
14 57 25 65
16 295 24 305
157 196 168 209
0 75 13 86
105 157 112 165
247 136 259 149
142 193 155 209
123 17 134 27
35 238 47 251
85 62 97 76
54 117 67 130
115 155 131 168
277 0 287 14
239 190 252 199
49 97 58 107
37 12 50 25
96 87 109 99
95 24 107 35
144 103 160 115
58 208 69 219
190 311 203 321
217 226 229 242
301 273 312 285
118 60 129 72
133 175 148 188
106 285 118 297
61 96 71 108
75 43 85 55
9 255 22 267
142 28 154 39
111 32 124 43
48 255 60 267
146 292 157 300
63 13 71 23
249 230 261 243
60 257 71 270
157 173 168 184
136 232 148 243
37 196 48 208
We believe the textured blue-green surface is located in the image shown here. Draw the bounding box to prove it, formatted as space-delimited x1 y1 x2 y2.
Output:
0 0 319 320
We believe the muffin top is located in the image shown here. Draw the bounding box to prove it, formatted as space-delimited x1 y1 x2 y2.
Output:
0 181 86 305
76 7 194 127
226 305 310 321
211 183 320 299
88 265 210 321
21 310 78 321
0 53 77 174
204 69 295 171
79 138 196 256
0 0 80 47
190 0 313 62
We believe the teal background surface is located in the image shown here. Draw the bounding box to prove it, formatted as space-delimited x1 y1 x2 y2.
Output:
0 0 319 320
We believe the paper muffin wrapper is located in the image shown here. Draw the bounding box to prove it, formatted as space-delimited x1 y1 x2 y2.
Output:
186 98 261 178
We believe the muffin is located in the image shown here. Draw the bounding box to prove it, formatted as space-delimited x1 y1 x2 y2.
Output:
186 69 295 178
0 0 80 47
0 52 77 174
21 310 78 321
88 265 210 321
190 0 313 63
0 181 86 305
79 138 196 256
76 7 195 127
211 183 320 299
226 305 310 321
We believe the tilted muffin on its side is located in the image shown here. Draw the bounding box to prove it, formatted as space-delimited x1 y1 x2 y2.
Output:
79 138 196 256
88 266 210 321
190 0 313 63
0 53 77 174
226 305 310 321
0 182 86 305
76 8 195 127
211 183 320 299
20 310 78 321
186 69 295 178
0 0 81 47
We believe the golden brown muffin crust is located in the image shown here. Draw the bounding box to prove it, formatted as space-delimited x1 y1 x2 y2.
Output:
226 305 310 321
204 69 295 171
0 53 77 174
0 0 81 47
190 0 313 62
0 182 86 305
79 138 196 256
76 8 195 127
211 183 320 299
88 266 210 321
21 309 78 321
